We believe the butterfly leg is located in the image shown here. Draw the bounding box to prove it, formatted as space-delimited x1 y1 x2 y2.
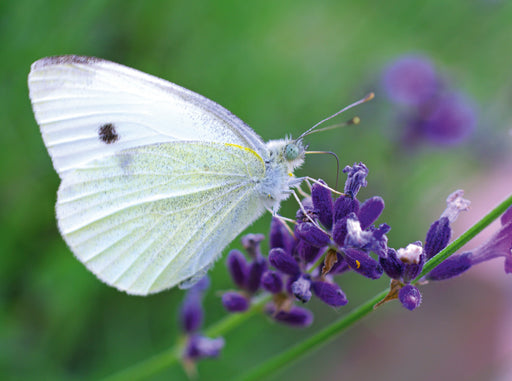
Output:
304 176 344 196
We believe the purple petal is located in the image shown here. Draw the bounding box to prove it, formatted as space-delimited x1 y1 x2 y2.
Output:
221 292 250 312
467 211 512 270
344 215 390 257
291 276 312 303
312 179 334 229
241 233 265 258
266 305 314 327
297 240 322 265
344 248 383 279
424 217 451 260
261 270 283 294
179 291 204 334
358 196 385 230
311 281 348 307
333 195 360 222
343 162 368 198
440 190 471 223
226 250 248 289
502 205 512 225
398 284 422 311
332 217 348 247
184 334 225 360
269 248 300 276
379 248 404 279
295 222 331 248
269 217 295 254
427 252 472 281
245 255 267 293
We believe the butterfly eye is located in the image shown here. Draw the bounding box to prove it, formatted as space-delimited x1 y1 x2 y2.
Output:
284 143 300 161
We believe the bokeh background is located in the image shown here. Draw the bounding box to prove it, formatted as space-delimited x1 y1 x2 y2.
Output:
2 1 512 380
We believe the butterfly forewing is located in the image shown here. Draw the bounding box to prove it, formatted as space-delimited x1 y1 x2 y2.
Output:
28 56 267 176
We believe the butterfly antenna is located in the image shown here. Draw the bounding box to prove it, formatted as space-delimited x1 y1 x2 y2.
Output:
305 150 341 190
297 92 374 140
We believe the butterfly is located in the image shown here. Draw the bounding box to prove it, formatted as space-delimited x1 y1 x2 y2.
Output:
28 55 370 295
28 55 316 296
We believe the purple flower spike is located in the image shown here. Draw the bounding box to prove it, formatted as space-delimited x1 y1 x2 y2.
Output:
422 92 477 146
222 292 249 312
241 233 265 258
312 281 348 307
261 271 283 294
424 217 451 260
312 179 334 229
269 217 295 254
382 54 439 106
427 252 472 280
344 248 383 279
343 162 368 198
269 248 300 276
379 248 404 280
291 276 312 303
358 196 385 230
398 284 422 311
296 222 331 248
266 305 314 327
180 290 204 334
334 196 360 222
184 334 225 360
226 250 248 289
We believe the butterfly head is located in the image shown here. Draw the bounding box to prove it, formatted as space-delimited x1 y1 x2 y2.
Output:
266 138 306 173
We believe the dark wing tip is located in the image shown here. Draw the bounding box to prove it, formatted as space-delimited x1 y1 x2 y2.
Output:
31 55 105 71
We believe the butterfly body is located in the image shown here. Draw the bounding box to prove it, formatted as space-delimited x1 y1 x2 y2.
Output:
29 55 305 295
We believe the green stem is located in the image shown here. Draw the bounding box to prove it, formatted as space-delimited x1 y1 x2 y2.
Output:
101 295 270 381
235 193 512 381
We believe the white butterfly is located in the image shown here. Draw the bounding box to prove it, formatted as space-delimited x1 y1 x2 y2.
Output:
28 56 307 295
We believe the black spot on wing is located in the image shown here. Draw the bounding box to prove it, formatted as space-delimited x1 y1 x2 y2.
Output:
98 123 119 144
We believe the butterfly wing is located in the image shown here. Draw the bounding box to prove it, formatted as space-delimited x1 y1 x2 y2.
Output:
28 55 267 176
57 141 266 295
28 55 272 294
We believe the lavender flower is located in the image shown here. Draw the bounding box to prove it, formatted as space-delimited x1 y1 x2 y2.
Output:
382 53 477 147
429 205 512 280
421 92 477 146
382 54 439 106
179 277 225 363
376 190 470 309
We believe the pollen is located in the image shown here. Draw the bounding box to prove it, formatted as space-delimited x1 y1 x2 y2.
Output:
355 260 361 269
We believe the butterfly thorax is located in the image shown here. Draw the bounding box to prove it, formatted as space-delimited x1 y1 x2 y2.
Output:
258 138 305 212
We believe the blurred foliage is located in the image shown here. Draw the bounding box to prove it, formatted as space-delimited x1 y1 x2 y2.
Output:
1 0 511 380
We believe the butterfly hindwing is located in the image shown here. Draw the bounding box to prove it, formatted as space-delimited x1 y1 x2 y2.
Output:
56 141 266 295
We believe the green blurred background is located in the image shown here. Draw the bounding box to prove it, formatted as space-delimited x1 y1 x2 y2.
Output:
2 0 512 380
